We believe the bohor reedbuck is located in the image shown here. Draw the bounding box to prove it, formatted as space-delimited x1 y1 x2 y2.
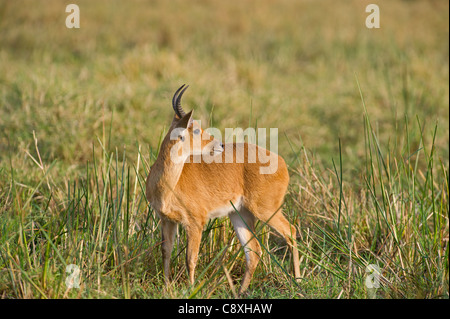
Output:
146 85 300 295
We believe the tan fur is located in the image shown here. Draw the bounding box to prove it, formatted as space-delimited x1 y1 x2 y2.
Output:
146 92 300 295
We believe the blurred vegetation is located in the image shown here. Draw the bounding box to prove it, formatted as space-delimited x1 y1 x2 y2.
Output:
0 0 447 170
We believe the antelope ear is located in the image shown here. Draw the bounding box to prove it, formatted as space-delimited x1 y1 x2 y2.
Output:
176 110 194 129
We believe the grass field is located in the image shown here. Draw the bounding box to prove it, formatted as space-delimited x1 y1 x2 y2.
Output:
0 0 448 299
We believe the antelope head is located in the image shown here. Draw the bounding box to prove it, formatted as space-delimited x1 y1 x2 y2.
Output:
167 85 224 163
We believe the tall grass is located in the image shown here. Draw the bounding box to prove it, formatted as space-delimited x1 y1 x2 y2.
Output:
282 79 449 298
0 97 447 298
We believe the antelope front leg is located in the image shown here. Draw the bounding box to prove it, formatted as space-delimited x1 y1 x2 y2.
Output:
160 218 177 283
185 224 203 285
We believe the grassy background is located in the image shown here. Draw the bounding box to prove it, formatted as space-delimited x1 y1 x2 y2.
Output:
0 0 448 299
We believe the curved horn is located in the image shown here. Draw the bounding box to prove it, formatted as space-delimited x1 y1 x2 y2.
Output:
172 84 189 118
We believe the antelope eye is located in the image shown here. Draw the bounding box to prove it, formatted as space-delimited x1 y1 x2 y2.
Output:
179 135 185 141
193 129 200 135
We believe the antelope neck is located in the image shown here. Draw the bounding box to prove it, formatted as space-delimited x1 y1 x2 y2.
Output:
151 139 187 204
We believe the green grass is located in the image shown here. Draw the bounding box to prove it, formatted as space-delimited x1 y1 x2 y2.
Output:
0 0 448 299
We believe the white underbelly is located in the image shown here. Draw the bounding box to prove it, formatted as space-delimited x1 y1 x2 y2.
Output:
207 197 243 220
